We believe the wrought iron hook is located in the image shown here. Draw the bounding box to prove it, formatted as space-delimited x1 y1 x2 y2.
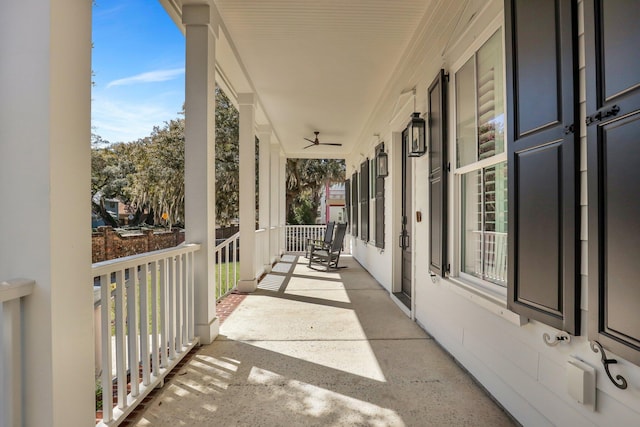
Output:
590 340 628 390
542 332 571 347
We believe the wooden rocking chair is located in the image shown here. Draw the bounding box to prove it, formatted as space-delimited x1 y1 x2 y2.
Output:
305 221 335 258
308 222 347 270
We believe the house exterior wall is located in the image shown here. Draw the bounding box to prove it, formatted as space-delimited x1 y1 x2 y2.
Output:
349 1 640 425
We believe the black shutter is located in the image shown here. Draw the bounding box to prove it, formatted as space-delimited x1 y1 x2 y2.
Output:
360 160 369 241
505 0 580 333
345 179 351 231
586 0 640 365
428 69 448 276
351 172 358 237
375 144 385 248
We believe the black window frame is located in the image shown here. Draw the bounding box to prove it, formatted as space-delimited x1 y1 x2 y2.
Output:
428 69 449 277
374 143 385 249
359 160 369 241
351 172 358 237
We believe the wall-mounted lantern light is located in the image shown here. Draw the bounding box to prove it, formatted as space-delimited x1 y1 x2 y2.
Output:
376 148 389 178
407 112 426 157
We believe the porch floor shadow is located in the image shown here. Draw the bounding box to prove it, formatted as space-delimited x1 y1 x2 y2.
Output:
132 254 517 427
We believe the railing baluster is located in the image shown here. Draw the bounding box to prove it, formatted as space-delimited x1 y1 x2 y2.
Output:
1 298 21 426
175 255 183 353
0 279 34 427
181 253 188 348
159 259 167 369
225 242 230 295
127 267 140 397
150 261 159 378
139 263 150 386
168 257 176 360
182 254 188 346
100 274 113 421
114 270 127 409
215 250 220 301
233 237 238 291
188 252 195 341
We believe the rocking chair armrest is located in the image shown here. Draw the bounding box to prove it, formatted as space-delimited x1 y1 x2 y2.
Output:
308 239 331 251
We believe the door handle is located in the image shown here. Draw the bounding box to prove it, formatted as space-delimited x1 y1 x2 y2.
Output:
586 105 620 126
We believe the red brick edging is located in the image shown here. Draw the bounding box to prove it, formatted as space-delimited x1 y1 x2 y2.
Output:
217 291 248 324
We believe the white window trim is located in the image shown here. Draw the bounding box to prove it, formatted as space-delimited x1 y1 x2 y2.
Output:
369 157 376 245
448 16 511 302
445 276 526 326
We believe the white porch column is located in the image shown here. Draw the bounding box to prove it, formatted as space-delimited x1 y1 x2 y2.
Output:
0 2 94 426
270 142 282 262
279 153 288 255
237 93 258 292
258 125 273 272
183 4 219 344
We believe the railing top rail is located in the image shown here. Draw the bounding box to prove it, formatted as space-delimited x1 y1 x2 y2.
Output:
470 230 508 236
255 228 267 234
286 224 328 228
92 243 201 276
214 232 240 251
0 278 35 303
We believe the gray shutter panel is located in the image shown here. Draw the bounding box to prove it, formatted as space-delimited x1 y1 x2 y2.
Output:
360 160 369 241
375 144 385 248
586 0 640 365
351 172 358 237
428 69 448 276
505 0 580 334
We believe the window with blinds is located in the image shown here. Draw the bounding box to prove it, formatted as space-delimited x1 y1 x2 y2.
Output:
455 29 507 287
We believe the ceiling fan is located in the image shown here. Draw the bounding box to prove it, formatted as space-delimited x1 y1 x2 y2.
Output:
303 131 342 149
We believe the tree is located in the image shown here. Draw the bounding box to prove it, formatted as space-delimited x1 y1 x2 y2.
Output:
89 87 250 229
91 134 137 226
127 117 185 228
286 158 345 224
215 87 240 226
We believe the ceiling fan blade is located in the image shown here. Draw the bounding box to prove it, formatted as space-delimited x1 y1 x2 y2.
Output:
318 143 342 146
302 143 315 149
303 138 316 143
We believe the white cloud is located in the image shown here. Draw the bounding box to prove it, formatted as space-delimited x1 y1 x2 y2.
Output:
92 96 182 143
106 68 185 88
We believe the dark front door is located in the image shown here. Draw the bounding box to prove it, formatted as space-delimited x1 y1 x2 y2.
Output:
400 128 413 298
586 0 640 366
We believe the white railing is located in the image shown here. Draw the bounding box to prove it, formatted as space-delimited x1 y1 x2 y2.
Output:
93 243 200 426
214 232 240 300
328 190 345 200
285 224 328 253
0 278 35 427
470 231 507 285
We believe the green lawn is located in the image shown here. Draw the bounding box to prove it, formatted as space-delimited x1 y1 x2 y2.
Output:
215 261 240 299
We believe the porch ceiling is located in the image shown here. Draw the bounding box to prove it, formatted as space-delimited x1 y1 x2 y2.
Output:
173 0 432 159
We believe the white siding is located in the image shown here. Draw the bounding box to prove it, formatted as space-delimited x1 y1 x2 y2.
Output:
349 0 640 425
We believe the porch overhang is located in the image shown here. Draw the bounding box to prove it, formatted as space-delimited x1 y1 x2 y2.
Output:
159 0 447 160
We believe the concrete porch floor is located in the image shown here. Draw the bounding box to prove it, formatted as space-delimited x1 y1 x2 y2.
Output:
132 254 517 427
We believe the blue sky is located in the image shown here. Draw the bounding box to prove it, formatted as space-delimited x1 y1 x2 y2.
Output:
92 1 185 144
